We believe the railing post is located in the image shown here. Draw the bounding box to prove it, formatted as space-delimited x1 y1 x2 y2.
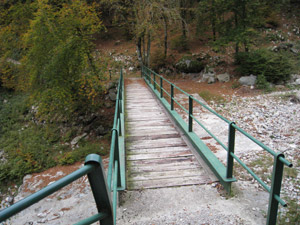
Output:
171 84 174 110
141 65 143 77
85 154 113 225
153 73 156 90
188 96 193 132
160 77 163 98
113 129 121 188
226 122 235 181
266 153 285 225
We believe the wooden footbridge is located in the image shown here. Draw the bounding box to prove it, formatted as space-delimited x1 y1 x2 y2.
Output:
0 66 293 225
126 78 211 190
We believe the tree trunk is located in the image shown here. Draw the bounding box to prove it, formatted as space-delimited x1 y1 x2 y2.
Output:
163 14 168 58
234 1 239 55
211 0 216 41
137 36 142 66
180 0 186 38
146 33 151 66
142 35 145 64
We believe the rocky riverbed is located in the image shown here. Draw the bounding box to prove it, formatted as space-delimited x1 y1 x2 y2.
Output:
1 88 299 224
209 89 300 222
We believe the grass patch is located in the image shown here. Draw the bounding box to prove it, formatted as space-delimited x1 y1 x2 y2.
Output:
284 167 298 178
199 90 226 105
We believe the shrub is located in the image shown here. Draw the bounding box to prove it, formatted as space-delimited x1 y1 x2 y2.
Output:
256 74 270 90
59 142 109 165
151 49 166 71
235 49 293 83
170 35 189 52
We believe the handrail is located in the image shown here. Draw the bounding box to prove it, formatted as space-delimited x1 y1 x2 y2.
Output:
0 154 113 225
141 65 292 225
107 68 125 192
0 69 125 225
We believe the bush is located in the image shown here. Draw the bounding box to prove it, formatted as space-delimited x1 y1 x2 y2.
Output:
151 49 166 71
170 35 189 52
235 49 293 83
256 74 271 90
59 142 109 165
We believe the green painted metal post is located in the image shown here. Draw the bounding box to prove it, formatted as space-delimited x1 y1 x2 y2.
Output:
160 77 163 98
188 96 193 132
84 154 113 225
113 160 118 225
153 73 156 90
141 65 143 77
0 164 95 222
113 129 121 189
171 84 174 110
226 122 235 180
267 153 286 225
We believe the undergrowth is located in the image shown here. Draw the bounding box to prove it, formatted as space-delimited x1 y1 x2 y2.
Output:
0 90 109 191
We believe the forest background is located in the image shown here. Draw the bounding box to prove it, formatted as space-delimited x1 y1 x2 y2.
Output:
0 1 300 221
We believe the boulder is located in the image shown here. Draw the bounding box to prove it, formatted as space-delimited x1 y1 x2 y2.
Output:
238 75 257 86
291 92 300 103
207 76 216 84
201 68 216 84
108 89 117 101
70 133 87 146
175 56 204 73
95 125 107 136
217 73 230 83
290 47 299 55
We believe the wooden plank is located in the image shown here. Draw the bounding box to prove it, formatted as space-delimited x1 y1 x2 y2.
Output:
128 163 201 174
128 176 212 190
126 133 181 142
127 146 190 154
128 125 174 130
128 168 203 181
127 156 197 166
127 150 193 160
127 137 186 149
126 120 170 127
125 78 212 190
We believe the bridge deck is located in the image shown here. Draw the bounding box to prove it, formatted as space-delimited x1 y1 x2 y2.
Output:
126 78 212 190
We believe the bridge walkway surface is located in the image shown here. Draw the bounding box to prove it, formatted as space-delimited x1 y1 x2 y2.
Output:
116 77 267 224
125 78 212 190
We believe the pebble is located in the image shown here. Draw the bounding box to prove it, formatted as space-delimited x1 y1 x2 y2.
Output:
213 90 300 216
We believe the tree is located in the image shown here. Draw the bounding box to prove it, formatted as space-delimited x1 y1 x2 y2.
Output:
23 0 103 119
0 1 35 90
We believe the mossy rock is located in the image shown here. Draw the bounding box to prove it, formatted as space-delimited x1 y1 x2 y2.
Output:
175 56 205 73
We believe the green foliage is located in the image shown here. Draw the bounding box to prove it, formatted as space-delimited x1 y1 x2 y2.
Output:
235 49 293 83
199 90 226 105
176 56 204 73
59 141 109 165
265 31 287 42
0 90 111 185
256 74 270 90
151 49 166 71
265 12 281 28
0 1 35 90
23 0 104 119
170 35 189 52
0 92 56 183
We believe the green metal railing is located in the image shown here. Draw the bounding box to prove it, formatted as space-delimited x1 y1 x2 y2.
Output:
141 65 293 225
0 69 125 225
